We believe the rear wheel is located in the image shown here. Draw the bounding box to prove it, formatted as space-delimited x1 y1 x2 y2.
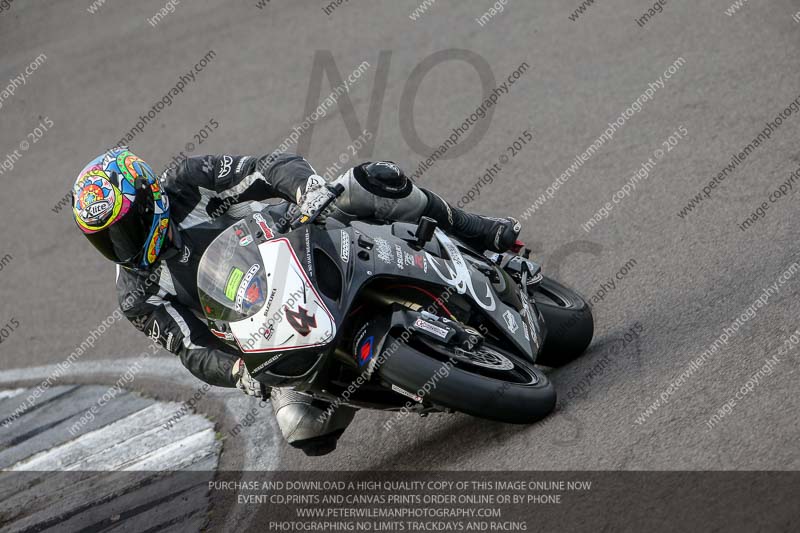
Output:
377 336 556 424
530 276 594 367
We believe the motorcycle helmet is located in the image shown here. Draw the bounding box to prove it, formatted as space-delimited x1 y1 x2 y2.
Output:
72 147 170 269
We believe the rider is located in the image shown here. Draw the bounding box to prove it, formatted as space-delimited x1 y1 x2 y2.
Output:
71 147 520 456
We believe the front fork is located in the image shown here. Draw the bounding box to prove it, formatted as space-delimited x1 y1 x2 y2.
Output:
487 248 548 359
485 249 543 291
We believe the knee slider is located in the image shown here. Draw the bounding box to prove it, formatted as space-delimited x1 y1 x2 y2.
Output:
355 161 413 199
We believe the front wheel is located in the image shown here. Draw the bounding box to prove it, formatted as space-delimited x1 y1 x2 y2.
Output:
377 337 556 424
530 276 594 367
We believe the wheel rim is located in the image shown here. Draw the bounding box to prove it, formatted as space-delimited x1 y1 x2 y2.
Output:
451 345 515 371
413 338 540 385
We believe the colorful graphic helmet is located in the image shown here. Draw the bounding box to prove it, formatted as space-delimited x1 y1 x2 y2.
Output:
72 148 170 269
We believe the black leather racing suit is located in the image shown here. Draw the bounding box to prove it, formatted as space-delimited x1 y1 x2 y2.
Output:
116 152 316 387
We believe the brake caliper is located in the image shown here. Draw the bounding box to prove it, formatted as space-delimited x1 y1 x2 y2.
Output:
411 311 484 351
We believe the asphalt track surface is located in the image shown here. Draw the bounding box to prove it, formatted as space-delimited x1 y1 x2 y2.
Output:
1 0 799 527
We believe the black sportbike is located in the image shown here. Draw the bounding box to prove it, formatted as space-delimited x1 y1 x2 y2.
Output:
197 187 593 423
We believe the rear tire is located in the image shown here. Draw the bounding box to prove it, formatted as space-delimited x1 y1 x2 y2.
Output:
531 277 594 367
377 338 556 424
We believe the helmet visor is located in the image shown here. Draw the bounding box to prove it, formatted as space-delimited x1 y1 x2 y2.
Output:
85 187 155 266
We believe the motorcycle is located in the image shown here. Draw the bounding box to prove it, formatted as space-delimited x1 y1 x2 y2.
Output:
197 185 593 424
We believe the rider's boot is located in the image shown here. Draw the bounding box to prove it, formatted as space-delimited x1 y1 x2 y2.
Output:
420 190 521 253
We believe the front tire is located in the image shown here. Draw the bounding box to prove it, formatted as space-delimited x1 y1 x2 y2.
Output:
377 337 556 424
531 277 594 367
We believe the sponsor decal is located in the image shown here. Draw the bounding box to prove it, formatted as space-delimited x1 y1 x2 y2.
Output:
244 278 264 307
352 323 368 364
253 213 274 239
305 174 326 191
518 287 540 351
391 384 422 403
374 161 401 175
165 332 175 351
148 321 161 343
339 230 350 263
395 244 404 270
425 230 496 311
263 288 278 315
132 316 148 331
179 245 191 263
494 227 503 249
74 175 119 228
414 318 450 339
441 197 454 225
252 353 283 375
358 335 375 367
413 254 427 272
404 252 415 266
218 155 234 178
304 230 313 275
375 238 393 264
233 220 253 247
225 267 244 301
235 156 252 175
235 264 261 312
522 322 530 341
233 222 248 238
285 305 317 336
85 200 112 220
503 310 519 333
211 328 235 341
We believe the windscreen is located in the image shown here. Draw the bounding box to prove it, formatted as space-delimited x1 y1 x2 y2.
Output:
197 220 268 322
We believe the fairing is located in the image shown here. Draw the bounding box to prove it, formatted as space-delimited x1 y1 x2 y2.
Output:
197 213 543 386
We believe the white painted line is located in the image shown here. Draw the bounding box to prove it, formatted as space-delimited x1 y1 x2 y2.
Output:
123 427 219 471
0 358 281 532
9 402 218 472
0 357 282 471
0 388 26 400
